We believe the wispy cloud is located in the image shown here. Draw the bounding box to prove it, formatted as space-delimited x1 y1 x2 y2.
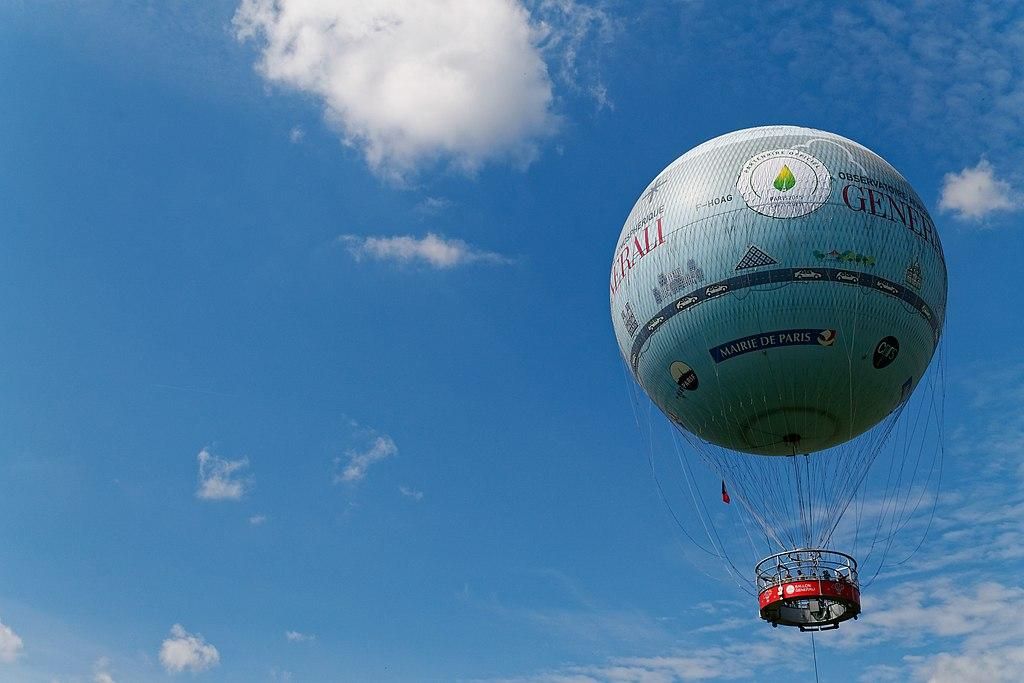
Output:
270 668 295 682
477 641 797 683
285 630 315 643
159 624 220 674
533 0 617 111
483 573 1024 682
288 125 304 143
195 447 251 501
338 233 510 269
234 0 558 179
334 434 397 484
728 2 1024 192
249 514 267 525
0 618 23 663
399 484 424 501
467 569 752 678
414 196 453 215
939 160 1018 221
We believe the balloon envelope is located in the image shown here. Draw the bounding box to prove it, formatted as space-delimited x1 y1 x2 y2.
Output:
610 126 946 455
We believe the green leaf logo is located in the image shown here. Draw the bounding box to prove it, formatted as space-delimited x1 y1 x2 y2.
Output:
773 165 796 192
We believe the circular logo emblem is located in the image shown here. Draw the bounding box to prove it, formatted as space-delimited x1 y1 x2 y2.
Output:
737 148 832 218
785 585 795 595
670 361 699 391
873 336 900 369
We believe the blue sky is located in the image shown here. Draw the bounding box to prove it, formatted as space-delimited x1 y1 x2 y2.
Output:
1 1 1022 681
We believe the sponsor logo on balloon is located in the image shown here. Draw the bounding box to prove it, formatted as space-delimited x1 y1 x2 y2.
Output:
737 149 831 219
905 260 923 289
709 328 838 363
873 336 899 369
774 165 796 191
670 361 699 393
647 316 665 331
640 176 668 205
735 244 778 270
652 259 705 304
814 249 876 266
620 302 639 337
839 174 942 257
630 266 942 372
610 215 667 297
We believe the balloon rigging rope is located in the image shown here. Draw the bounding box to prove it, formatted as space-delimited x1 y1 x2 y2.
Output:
863 350 946 584
672 433 754 593
811 632 821 683
859 359 941 578
885 348 945 569
889 352 945 537
622 362 757 593
621 365 719 558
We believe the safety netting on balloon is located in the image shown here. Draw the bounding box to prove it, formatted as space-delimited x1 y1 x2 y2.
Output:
622 341 945 598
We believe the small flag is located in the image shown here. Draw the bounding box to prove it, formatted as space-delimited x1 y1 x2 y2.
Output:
721 480 730 504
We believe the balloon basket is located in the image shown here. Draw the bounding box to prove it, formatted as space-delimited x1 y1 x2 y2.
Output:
755 549 861 631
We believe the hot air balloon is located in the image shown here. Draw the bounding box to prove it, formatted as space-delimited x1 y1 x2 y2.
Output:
610 126 946 630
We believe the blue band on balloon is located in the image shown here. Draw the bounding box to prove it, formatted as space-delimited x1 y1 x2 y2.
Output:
629 267 940 372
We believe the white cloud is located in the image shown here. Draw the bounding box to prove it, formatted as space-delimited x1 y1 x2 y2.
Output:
285 630 315 642
399 484 424 501
909 647 1024 683
93 657 115 683
869 580 1024 647
234 0 558 178
532 0 616 110
195 447 251 501
939 160 1018 221
485 576 1024 682
828 578 1024 683
335 434 397 483
0 618 23 663
249 514 267 525
159 624 220 674
339 233 509 269
288 125 304 143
